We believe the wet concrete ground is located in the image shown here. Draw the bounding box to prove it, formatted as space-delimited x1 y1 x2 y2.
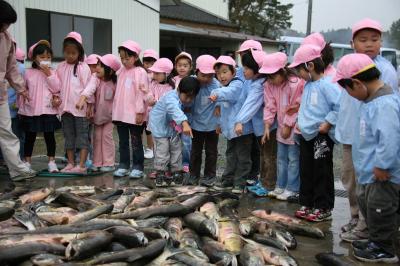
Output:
1 131 398 265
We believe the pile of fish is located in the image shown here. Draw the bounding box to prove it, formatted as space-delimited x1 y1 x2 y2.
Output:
0 184 328 265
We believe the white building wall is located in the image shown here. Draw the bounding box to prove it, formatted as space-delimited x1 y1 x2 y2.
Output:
6 0 160 56
183 0 229 20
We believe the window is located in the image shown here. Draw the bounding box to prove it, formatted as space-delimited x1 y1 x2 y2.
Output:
26 9 112 59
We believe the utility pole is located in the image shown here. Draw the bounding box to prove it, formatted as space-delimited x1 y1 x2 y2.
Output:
306 0 313 35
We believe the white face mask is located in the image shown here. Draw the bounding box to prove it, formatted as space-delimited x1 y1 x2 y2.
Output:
39 60 51 67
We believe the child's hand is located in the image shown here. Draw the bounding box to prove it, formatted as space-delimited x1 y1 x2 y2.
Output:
374 167 390 181
214 106 221 117
51 95 62 108
75 96 87 110
138 84 148 93
286 103 300 116
18 90 30 103
216 126 222 134
136 113 144 124
261 123 270 144
281 125 292 139
209 94 218 102
318 122 331 134
86 104 94 118
182 121 193 138
234 123 243 136
40 64 52 77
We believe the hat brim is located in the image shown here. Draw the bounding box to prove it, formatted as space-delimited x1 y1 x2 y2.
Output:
197 67 215 74
259 66 281 74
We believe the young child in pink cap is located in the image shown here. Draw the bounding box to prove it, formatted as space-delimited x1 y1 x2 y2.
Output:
112 40 148 178
18 40 61 173
173 52 193 174
184 55 220 187
47 32 92 174
288 44 341 222
334 53 400 264
302 32 336 78
141 49 159 161
86 54 100 74
260 52 304 201
337 18 399 242
76 54 120 173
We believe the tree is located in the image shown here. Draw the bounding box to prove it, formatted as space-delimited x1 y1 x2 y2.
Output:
389 19 400 49
229 0 293 39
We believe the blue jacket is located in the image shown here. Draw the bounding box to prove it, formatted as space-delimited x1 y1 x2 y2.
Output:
236 67 245 82
211 78 244 140
149 90 188 138
335 56 399 144
298 77 341 141
191 78 220 132
352 86 400 185
235 77 267 137
8 62 25 118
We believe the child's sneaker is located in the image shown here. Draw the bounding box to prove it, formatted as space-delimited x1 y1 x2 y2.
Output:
144 148 154 159
48 160 59 173
183 175 198 186
113 168 129 177
353 241 399 264
172 172 183 186
295 206 312 219
182 165 190 173
340 229 368 243
276 190 296 201
129 169 144 179
99 166 115 172
148 171 157 179
60 163 74 173
69 166 87 175
246 176 259 186
268 187 284 198
306 208 332 222
199 176 216 187
287 192 300 203
214 178 233 191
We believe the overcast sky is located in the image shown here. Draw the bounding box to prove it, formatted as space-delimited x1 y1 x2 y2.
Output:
280 0 400 33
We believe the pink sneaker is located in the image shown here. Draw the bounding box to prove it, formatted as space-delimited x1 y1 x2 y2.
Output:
60 163 74 173
182 165 189 173
148 171 157 179
69 166 88 175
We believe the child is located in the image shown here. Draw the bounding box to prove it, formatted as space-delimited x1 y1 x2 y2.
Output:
186 55 219 186
208 56 249 191
18 40 61 172
149 76 199 186
337 18 399 242
113 40 148 178
302 33 336 78
86 54 100 73
232 49 267 193
236 39 263 82
174 52 193 174
260 52 304 200
141 49 159 160
48 31 92 173
288 44 341 222
334 53 400 264
76 54 120 172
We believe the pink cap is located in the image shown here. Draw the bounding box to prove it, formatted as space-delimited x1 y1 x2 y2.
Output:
143 49 159 60
99 54 121 72
237 40 262 53
288 44 321 68
64 31 82 45
196 55 217 74
302 32 326 49
85 54 100 65
352 18 383 39
28 40 51 60
332 53 375 83
15 48 25 61
251 49 266 68
175 51 192 63
119 40 141 55
259 52 287 74
214 55 236 68
148 58 174 75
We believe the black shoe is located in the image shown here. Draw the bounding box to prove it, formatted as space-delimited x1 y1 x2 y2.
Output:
287 192 299 203
172 172 183 186
199 176 216 187
214 178 233 191
353 241 399 263
155 172 166 187
352 239 369 250
183 175 199 186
